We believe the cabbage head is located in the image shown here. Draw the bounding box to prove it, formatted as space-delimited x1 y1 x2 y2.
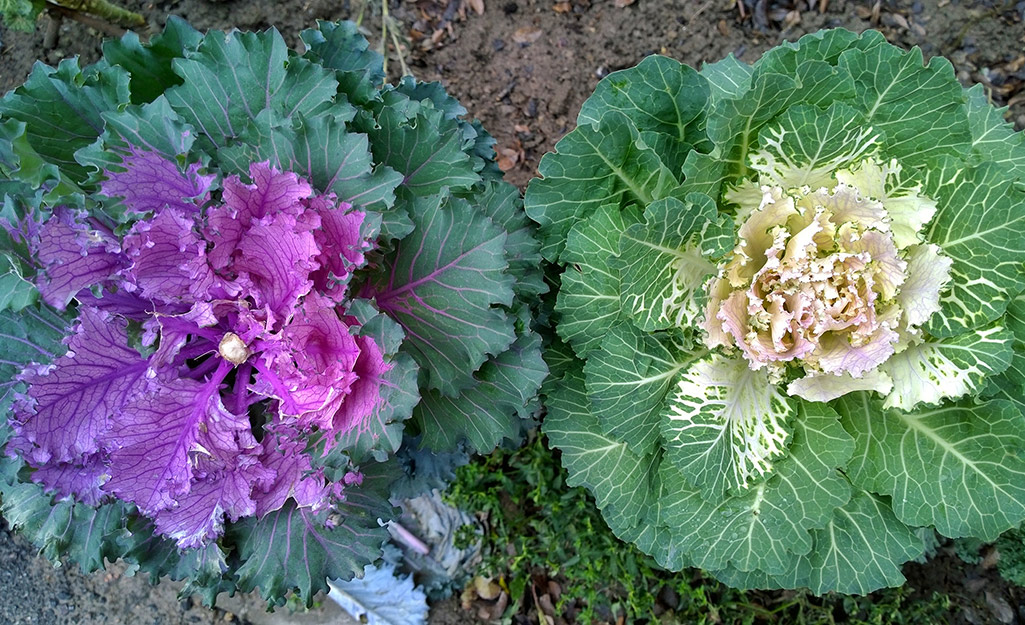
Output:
526 28 1025 594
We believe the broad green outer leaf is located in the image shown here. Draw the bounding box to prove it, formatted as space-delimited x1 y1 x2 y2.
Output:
372 195 516 397
749 102 879 190
476 181 547 298
699 54 752 100
881 324 1013 410
710 489 924 595
543 362 657 533
617 194 716 331
839 43 970 166
0 304 70 414
755 28 870 71
231 460 397 607
662 354 795 500
300 20 385 105
165 29 338 149
838 393 1025 540
584 324 699 452
704 72 798 180
415 328 547 453
964 84 1025 178
556 203 639 357
577 55 708 141
101 16 203 104
665 402 853 575
794 490 924 594
923 159 1025 337
0 59 129 183
220 112 403 217
525 110 677 261
76 98 200 188
365 105 480 197
0 479 129 574
0 255 37 312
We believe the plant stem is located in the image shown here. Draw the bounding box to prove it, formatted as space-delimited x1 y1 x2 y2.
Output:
50 0 144 28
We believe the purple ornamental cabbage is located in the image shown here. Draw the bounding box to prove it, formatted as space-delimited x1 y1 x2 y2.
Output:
0 19 545 604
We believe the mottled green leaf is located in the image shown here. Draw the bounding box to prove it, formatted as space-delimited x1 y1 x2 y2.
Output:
840 42 970 166
838 393 1025 540
617 194 717 331
880 324 1013 410
665 402 852 575
584 324 699 452
923 159 1025 337
555 203 639 356
662 354 795 500
525 111 678 261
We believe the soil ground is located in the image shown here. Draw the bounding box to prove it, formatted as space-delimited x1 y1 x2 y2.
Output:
1 0 1025 623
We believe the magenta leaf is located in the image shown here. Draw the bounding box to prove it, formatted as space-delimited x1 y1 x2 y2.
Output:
33 208 124 310
11 306 148 465
153 461 273 549
122 208 217 303
100 145 215 216
103 368 242 516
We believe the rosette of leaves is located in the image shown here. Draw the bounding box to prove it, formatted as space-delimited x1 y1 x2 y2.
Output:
0 19 545 604
525 28 1025 595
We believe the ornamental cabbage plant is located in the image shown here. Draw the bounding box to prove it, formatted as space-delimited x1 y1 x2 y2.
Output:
0 19 546 603
526 29 1025 594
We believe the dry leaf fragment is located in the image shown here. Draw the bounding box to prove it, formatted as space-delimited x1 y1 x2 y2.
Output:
474 575 502 600
512 26 543 44
467 0 485 15
614 0 636 6
553 1 571 12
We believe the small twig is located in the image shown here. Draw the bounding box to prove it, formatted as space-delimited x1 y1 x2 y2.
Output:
387 18 411 76
43 11 61 49
387 521 430 555
495 77 518 101
688 0 715 22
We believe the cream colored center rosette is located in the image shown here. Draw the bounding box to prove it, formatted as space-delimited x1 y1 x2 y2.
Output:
664 129 958 496
702 155 953 405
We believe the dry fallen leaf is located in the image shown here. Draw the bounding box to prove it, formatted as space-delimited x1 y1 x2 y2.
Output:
474 576 502 600
467 0 485 15
614 0 636 6
553 1 571 13
512 26 543 44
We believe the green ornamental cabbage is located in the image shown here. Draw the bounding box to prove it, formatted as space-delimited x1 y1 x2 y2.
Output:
526 29 1025 594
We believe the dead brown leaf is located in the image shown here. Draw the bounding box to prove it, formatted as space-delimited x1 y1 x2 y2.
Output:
553 1 571 13
613 0 635 6
512 26 543 44
474 576 502 600
467 0 485 15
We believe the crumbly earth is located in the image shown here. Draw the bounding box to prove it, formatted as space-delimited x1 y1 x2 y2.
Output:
1 1 1024 624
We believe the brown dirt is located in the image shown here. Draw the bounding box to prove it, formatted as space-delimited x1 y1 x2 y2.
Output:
2 1 1025 624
